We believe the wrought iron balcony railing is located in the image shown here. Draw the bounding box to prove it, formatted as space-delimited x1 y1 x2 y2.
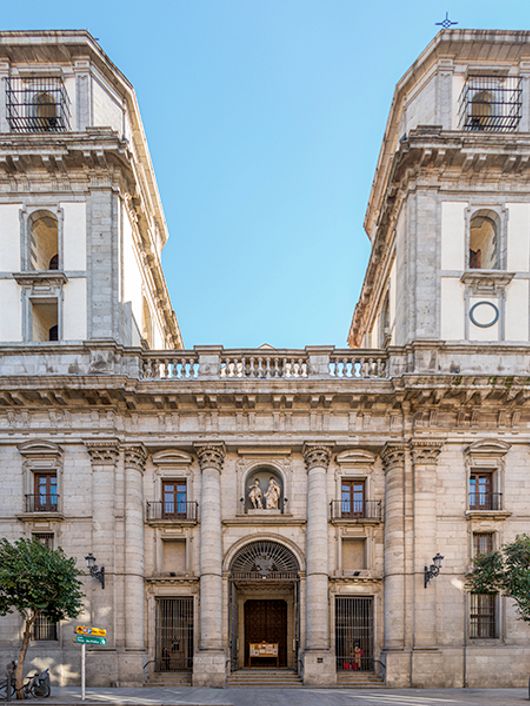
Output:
468 492 503 511
459 75 522 133
24 494 59 513
146 500 198 522
330 499 382 521
6 77 71 133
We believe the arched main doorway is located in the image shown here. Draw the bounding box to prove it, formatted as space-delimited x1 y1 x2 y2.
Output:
228 540 300 671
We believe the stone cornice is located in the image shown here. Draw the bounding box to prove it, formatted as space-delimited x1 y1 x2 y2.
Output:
195 443 225 472
303 444 333 470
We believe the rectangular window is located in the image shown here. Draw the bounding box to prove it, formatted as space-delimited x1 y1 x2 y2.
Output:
32 612 58 641
341 480 365 517
162 480 187 518
473 532 493 557
342 538 366 572
32 532 54 549
32 472 58 512
469 471 494 510
31 300 59 342
470 593 497 639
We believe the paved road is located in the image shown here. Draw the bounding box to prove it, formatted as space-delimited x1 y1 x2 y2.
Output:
29 686 529 706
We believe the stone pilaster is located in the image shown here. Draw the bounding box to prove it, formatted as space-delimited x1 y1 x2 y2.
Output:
381 442 408 686
302 444 335 686
85 440 119 636
121 443 147 683
410 440 443 679
193 443 226 687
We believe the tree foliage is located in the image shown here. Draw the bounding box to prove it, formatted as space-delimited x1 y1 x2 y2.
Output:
0 538 84 696
466 533 530 622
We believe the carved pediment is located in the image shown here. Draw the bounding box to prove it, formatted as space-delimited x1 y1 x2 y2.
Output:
336 449 376 466
152 449 193 466
18 439 62 459
465 439 510 458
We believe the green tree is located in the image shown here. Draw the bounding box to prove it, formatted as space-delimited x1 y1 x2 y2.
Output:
466 533 530 622
0 538 84 698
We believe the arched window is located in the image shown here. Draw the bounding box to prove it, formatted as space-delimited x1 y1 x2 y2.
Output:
230 540 299 578
469 211 499 270
141 297 154 348
29 211 59 271
35 92 59 131
470 90 493 130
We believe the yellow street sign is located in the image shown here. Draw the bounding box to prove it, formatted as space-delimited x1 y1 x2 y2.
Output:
75 625 107 637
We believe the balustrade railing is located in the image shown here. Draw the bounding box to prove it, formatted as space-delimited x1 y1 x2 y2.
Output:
142 353 199 380
24 494 59 513
141 348 389 381
468 492 503 511
220 352 309 378
329 351 387 378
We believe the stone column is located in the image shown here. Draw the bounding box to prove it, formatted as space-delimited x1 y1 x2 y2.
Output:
122 444 147 682
410 441 443 683
381 442 408 686
85 441 119 652
303 444 335 686
193 443 226 687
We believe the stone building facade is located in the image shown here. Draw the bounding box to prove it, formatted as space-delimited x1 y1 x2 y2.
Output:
0 29 529 689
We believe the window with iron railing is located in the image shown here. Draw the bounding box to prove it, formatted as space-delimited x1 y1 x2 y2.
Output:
459 75 522 132
469 593 497 639
6 77 71 133
26 472 58 512
468 471 502 511
32 611 58 641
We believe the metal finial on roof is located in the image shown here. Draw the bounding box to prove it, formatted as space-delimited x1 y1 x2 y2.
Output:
435 12 458 29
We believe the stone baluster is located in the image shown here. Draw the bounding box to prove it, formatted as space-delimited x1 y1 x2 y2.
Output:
85 440 119 633
122 444 147 662
303 444 334 685
410 441 443 649
193 443 226 686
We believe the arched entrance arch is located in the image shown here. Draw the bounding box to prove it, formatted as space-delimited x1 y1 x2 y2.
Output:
228 539 301 672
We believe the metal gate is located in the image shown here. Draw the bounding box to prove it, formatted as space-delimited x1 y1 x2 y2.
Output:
155 597 193 672
335 596 373 672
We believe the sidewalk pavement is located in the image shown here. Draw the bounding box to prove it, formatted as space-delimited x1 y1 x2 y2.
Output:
24 686 529 706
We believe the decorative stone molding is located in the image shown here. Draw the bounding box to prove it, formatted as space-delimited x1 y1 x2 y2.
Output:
152 449 193 466
381 442 407 472
195 443 225 472
123 443 147 472
465 438 510 460
18 439 62 460
460 271 514 296
410 440 443 466
85 439 120 465
303 444 332 470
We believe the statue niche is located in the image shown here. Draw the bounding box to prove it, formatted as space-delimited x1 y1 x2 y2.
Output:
245 467 284 513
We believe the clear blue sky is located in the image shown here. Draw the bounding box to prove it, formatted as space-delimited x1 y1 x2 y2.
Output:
2 1 528 347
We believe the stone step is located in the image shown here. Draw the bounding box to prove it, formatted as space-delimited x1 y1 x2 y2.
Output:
145 671 192 686
227 669 302 688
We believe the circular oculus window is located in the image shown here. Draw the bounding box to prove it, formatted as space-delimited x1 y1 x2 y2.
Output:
469 301 499 328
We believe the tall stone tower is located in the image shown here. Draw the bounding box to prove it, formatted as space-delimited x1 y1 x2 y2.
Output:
350 30 530 357
0 31 181 349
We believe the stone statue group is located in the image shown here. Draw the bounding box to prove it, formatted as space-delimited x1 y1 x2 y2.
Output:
248 476 281 510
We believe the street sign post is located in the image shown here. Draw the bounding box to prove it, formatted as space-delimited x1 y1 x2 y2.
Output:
74 626 107 701
75 635 107 645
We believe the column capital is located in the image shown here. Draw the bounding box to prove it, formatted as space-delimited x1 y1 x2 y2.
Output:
409 440 443 466
303 444 333 471
195 443 225 472
85 439 120 465
122 443 147 472
381 442 408 472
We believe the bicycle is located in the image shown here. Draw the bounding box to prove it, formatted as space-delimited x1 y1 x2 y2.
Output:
0 677 15 701
14 669 51 700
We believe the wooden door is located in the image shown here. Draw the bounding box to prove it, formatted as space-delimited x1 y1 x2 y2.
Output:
244 599 287 667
